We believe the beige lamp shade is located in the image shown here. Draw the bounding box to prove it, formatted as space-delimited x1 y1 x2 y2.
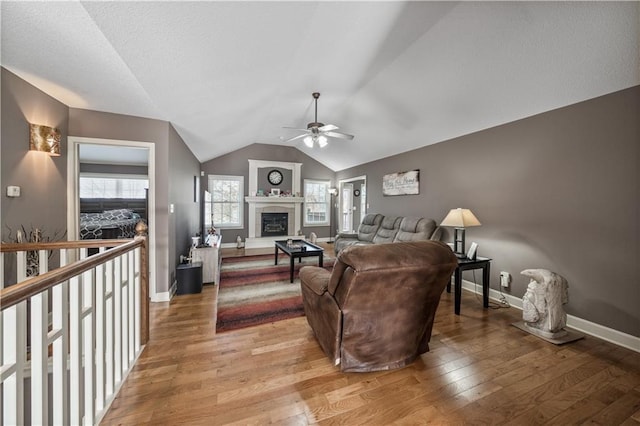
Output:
440 208 481 228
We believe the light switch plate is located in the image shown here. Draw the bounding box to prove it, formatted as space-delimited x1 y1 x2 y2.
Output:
6 186 20 197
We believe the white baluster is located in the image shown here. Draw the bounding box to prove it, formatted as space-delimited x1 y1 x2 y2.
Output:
113 255 122 385
95 247 106 413
53 249 70 426
134 247 141 350
105 255 114 398
78 247 94 424
30 250 49 425
128 250 135 362
121 253 129 372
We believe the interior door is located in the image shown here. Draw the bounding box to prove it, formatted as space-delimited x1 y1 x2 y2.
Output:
341 183 354 232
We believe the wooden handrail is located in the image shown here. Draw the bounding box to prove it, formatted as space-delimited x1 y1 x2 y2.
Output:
0 238 143 311
0 239 132 252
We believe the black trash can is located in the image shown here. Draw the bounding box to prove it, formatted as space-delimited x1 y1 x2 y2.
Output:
176 262 203 295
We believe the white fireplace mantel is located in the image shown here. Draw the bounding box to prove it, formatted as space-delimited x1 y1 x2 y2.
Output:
245 196 305 204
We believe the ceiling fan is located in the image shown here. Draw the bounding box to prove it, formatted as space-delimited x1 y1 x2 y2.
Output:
282 92 354 148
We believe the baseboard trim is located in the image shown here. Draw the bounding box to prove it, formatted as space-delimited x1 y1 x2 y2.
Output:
151 288 173 302
461 279 640 353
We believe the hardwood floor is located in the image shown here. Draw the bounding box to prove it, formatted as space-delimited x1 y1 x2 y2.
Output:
101 245 640 425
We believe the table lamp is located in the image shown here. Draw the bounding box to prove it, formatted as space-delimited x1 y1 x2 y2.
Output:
440 208 481 258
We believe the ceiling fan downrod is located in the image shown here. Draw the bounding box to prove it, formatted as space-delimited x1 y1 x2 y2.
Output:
309 92 324 129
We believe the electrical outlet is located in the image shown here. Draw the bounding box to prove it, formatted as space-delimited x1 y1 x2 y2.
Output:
500 271 511 288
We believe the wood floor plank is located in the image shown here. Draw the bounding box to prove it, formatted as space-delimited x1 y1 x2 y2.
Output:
99 243 640 425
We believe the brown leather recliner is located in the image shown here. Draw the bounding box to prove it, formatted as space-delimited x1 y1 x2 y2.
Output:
300 240 458 372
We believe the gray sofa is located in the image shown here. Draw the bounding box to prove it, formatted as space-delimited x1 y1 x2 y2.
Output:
333 213 442 255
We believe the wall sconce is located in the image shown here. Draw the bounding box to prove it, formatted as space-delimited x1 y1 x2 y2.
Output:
29 123 61 156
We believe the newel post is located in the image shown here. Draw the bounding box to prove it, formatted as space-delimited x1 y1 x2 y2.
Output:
135 222 149 344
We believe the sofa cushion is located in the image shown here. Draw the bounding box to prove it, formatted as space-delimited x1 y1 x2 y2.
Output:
372 216 402 244
394 217 437 242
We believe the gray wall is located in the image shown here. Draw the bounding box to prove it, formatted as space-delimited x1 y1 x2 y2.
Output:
1 68 69 282
337 86 640 337
68 107 172 294
257 167 293 195
69 110 199 294
201 143 335 242
168 123 201 287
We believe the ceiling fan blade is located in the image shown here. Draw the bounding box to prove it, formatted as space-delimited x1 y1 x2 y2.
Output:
324 131 354 140
282 133 309 143
282 126 310 132
318 124 338 132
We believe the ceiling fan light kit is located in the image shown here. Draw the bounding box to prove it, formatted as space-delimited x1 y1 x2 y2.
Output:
304 134 328 148
283 92 354 148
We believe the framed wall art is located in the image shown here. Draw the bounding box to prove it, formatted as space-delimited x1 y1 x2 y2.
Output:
382 169 419 196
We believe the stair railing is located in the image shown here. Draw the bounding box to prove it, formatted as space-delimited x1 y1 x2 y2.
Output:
0 225 148 425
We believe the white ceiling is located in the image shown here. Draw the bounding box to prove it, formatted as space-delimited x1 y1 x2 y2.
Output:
2 1 638 171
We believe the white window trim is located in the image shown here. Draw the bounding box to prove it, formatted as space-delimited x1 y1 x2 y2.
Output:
208 174 244 229
303 179 330 227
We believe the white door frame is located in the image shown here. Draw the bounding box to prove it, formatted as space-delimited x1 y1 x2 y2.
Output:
341 183 354 233
338 175 367 233
67 136 157 301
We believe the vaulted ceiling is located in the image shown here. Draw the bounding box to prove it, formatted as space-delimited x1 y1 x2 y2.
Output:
2 1 638 171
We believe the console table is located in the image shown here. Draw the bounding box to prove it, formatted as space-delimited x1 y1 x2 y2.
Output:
192 236 222 284
447 256 491 315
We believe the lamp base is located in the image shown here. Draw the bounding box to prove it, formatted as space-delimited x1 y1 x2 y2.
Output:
454 252 467 259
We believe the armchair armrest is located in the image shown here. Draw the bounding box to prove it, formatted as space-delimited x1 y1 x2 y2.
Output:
430 226 443 241
300 266 331 296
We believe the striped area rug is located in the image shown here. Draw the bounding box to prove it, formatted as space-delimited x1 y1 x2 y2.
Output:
216 253 334 332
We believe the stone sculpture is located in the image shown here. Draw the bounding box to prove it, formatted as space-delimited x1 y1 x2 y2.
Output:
521 269 569 339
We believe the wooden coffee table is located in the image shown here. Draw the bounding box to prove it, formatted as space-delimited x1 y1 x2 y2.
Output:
274 239 324 283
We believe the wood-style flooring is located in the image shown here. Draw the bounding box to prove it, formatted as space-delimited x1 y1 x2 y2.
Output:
101 245 640 425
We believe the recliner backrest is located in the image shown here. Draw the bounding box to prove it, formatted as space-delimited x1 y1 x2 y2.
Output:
394 217 438 242
326 241 458 371
372 216 402 244
357 213 383 242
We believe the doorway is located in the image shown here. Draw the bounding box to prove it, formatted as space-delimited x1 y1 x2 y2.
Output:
341 183 353 233
67 136 157 300
338 175 367 233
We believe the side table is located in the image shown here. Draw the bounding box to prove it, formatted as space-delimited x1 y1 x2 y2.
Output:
447 256 491 315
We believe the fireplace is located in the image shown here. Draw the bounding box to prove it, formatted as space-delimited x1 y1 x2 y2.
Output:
261 213 288 237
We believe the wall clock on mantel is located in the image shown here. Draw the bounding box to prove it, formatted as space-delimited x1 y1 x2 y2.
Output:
268 169 283 186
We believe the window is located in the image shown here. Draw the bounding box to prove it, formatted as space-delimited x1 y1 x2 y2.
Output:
207 175 244 228
79 174 148 198
304 179 330 226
